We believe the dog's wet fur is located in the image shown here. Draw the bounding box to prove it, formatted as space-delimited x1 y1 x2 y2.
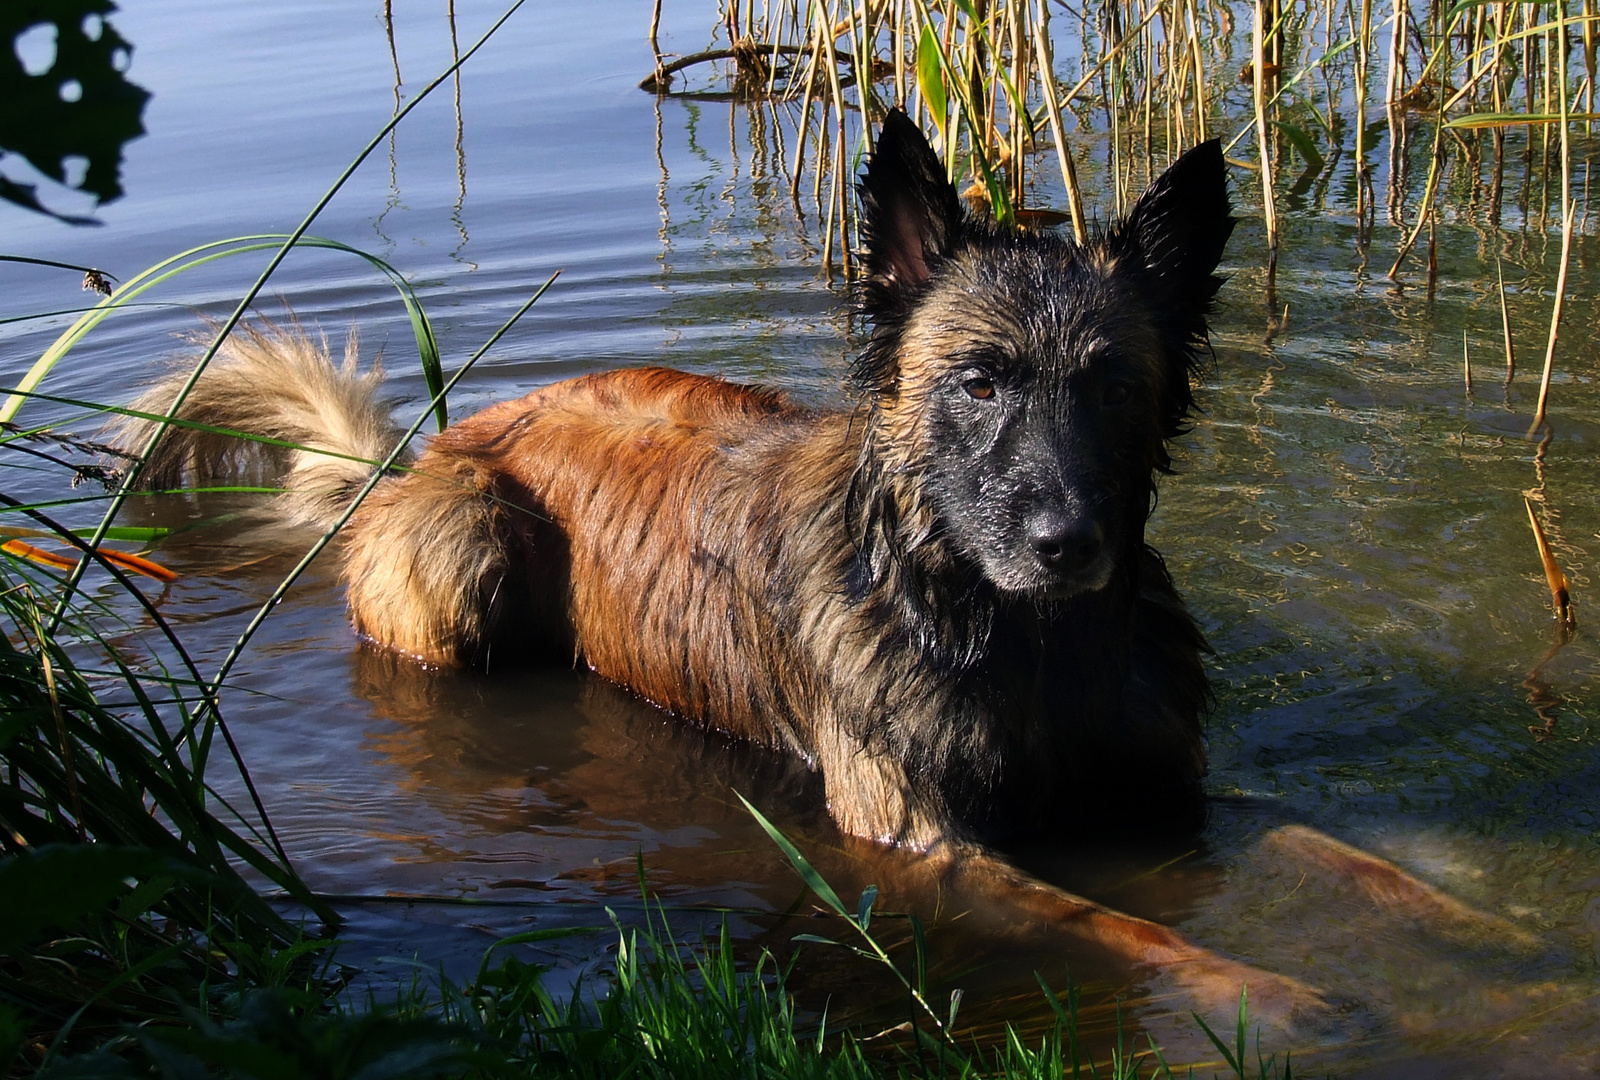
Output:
124 114 1386 1032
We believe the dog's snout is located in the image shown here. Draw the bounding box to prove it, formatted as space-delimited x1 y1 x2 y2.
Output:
1026 512 1104 575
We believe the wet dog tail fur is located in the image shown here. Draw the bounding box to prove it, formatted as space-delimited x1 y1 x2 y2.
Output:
112 318 527 667
111 318 404 529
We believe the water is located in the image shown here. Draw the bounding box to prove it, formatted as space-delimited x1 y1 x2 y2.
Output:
4 1 1600 1073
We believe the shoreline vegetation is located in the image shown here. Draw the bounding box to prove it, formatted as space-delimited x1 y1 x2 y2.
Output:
7 0 1595 1073
637 0 1584 685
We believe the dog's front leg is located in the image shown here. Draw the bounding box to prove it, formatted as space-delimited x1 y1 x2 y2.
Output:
811 729 1349 1039
926 843 1353 1041
812 720 952 850
1257 824 1538 951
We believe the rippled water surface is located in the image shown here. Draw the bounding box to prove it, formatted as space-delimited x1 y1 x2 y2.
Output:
5 2 1600 1074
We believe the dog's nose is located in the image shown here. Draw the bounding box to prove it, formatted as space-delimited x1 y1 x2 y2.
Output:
1027 512 1104 574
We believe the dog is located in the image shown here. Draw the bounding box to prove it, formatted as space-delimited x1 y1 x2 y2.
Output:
118 111 1357 1031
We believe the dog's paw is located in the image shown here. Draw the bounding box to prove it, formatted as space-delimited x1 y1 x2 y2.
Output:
1162 952 1370 1046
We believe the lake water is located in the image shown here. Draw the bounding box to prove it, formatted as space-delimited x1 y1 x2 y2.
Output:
4 1 1600 1074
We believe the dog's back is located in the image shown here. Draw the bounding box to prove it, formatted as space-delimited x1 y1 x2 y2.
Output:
343 368 852 711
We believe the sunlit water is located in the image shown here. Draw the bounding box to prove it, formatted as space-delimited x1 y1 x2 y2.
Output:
4 2 1600 1074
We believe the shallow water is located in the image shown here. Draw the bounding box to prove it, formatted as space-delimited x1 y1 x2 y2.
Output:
4 1 1600 1074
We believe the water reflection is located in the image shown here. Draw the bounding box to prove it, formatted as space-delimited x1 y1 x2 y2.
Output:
350 644 825 909
340 628 1600 1070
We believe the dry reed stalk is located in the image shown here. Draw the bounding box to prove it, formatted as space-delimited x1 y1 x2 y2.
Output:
1538 17 1553 233
852 0 875 133
650 0 665 80
1032 0 1086 242
837 110 853 272
761 8 788 97
1385 0 1407 104
1531 197 1576 431
1008 2 1027 206
1493 0 1510 117
1352 0 1372 226
1185 0 1203 142
821 136 838 272
1181 32 1191 150
786 11 824 204
894 0 907 105
1164 0 1177 115
1532 0 1576 433
1587 0 1599 125
1387 24 1454 281
964 3 988 151
813 112 830 218
1497 256 1518 385
818 0 851 270
1142 0 1156 159
1186 0 1208 140
1253 0 1278 257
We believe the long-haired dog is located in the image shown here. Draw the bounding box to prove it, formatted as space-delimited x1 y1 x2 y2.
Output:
118 112 1349 1029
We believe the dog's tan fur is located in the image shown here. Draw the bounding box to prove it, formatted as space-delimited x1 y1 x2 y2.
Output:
125 321 396 527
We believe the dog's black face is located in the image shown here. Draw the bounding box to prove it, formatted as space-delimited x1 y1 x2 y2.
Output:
898 243 1171 597
853 112 1233 602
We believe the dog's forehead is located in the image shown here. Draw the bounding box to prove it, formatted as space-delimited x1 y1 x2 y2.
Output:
904 237 1158 371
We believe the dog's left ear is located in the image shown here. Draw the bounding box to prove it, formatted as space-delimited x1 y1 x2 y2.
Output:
1114 140 1234 312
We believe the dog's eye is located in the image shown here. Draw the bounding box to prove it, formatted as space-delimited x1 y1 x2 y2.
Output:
963 377 996 400
1102 382 1132 407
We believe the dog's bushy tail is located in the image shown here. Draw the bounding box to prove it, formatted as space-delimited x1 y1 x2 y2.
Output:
112 319 404 527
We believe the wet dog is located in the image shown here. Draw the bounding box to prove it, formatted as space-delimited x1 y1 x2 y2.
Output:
119 112 1352 1030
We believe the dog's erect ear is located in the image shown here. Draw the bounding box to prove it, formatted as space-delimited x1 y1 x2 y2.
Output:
1114 139 1233 309
859 110 965 311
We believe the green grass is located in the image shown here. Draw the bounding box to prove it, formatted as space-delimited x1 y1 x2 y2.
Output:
11 882 1302 1079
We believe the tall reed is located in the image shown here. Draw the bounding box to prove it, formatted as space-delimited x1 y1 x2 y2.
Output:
648 0 1593 404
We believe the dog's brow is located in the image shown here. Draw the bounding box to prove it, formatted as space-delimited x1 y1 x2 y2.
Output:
947 346 1012 370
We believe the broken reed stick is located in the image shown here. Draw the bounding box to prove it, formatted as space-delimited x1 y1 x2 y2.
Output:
1524 496 1575 626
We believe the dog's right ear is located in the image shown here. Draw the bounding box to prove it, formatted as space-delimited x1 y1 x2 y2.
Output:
858 110 965 326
